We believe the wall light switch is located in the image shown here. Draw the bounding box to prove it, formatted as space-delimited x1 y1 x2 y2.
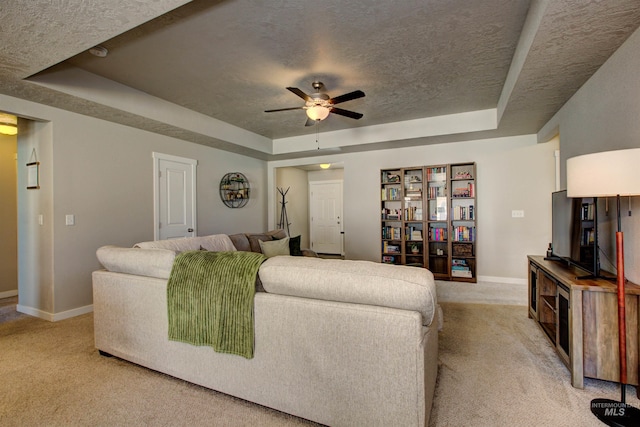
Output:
511 210 525 218
38 214 43 226
65 214 75 226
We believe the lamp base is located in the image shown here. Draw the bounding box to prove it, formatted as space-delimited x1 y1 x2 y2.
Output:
591 398 640 426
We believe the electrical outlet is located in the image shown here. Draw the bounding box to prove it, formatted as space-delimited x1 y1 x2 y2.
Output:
65 214 75 226
512 210 525 218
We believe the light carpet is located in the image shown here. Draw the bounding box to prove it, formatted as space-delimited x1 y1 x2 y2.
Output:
1 299 638 426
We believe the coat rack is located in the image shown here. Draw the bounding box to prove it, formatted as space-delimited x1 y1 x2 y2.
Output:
277 187 291 235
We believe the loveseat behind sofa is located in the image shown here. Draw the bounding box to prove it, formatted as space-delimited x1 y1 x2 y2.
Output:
93 233 439 426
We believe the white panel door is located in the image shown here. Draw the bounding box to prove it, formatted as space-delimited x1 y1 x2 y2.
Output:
309 180 343 255
153 153 197 240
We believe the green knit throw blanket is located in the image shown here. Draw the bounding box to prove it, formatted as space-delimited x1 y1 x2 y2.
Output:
167 250 266 359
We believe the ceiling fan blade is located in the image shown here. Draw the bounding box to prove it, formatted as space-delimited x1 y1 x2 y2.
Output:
264 107 304 113
287 87 311 102
330 107 363 120
305 117 317 127
328 90 365 105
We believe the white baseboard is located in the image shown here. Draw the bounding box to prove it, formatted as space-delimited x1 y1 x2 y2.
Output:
437 279 528 306
17 304 93 322
0 289 18 299
477 275 527 285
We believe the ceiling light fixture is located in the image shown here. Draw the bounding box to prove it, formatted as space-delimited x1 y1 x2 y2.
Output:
320 163 331 169
306 105 330 121
0 113 18 136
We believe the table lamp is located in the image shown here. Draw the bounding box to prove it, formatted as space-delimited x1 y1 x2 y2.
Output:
567 147 640 426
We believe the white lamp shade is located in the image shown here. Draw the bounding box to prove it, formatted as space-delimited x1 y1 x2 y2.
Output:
306 105 330 121
566 148 640 197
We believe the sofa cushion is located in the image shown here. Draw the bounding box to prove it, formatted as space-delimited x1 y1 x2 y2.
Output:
228 233 251 252
259 237 290 258
288 235 303 256
248 234 272 252
258 256 437 326
134 234 236 252
96 246 176 279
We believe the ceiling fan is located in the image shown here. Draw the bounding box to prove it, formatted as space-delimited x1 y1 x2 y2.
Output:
265 81 365 126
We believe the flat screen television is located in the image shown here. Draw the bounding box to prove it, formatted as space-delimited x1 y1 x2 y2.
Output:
550 190 600 278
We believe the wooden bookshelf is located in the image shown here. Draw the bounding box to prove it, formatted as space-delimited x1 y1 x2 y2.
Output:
380 163 477 282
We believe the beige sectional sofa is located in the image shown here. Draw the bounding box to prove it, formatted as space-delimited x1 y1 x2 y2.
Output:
93 233 439 426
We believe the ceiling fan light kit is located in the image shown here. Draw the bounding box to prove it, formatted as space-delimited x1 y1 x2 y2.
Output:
265 81 365 126
306 105 330 121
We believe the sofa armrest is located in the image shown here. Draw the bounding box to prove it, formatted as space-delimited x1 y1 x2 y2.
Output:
96 246 176 279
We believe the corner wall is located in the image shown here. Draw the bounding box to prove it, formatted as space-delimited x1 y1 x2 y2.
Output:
3 93 267 320
540 25 640 283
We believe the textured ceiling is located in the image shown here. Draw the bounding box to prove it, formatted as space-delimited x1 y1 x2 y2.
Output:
2 0 640 159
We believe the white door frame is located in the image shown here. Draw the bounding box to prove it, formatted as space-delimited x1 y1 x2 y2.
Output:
152 152 197 240
309 179 344 255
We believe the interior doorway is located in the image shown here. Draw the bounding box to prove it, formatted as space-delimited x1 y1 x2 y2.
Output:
0 116 18 300
152 152 197 240
275 165 344 256
309 180 343 255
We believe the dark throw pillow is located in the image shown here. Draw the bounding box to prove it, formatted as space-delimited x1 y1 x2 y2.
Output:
289 235 303 256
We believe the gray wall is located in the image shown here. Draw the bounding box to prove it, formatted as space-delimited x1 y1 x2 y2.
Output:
540 25 640 283
269 135 558 283
275 167 310 248
3 93 267 320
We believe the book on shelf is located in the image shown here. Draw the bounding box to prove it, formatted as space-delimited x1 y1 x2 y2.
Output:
452 205 475 220
381 208 401 220
382 187 401 201
427 167 447 182
382 255 396 264
427 184 446 199
428 226 447 241
451 270 473 278
404 189 422 200
451 258 472 277
452 225 475 242
382 241 401 253
404 206 423 220
581 203 594 220
405 225 423 241
452 182 475 198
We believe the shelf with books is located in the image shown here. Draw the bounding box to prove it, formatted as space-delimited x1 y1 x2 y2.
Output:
380 162 476 281
448 163 477 282
380 167 427 267
451 258 474 279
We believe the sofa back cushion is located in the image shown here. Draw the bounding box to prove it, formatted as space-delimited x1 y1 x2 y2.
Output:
229 229 289 253
134 234 236 252
228 233 251 252
258 257 437 326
